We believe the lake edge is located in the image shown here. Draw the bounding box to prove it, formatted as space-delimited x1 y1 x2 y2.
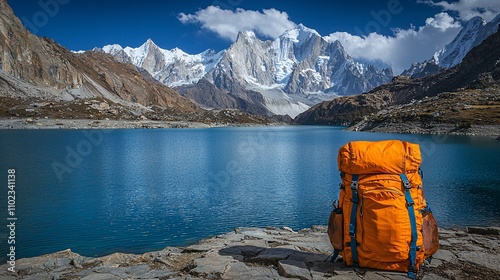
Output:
1 117 500 137
1 225 499 279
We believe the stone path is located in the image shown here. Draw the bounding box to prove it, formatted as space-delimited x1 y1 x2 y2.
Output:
1 226 499 279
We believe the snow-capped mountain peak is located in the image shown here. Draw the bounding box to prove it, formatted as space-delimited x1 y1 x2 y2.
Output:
97 24 392 118
279 24 321 50
403 14 499 78
281 24 320 42
433 16 486 67
102 44 123 54
237 30 258 41
138 38 158 51
96 39 223 87
203 23 392 116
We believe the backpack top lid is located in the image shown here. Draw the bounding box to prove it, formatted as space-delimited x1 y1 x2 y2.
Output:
338 140 422 175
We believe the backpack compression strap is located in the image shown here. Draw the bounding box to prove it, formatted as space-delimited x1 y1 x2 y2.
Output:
401 174 418 279
349 174 359 265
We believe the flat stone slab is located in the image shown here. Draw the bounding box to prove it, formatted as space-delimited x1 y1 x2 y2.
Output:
183 243 220 253
363 271 392 280
330 272 361 279
432 249 455 262
98 253 138 265
80 274 119 280
426 258 443 268
190 254 235 277
250 247 296 264
457 251 500 271
287 250 330 263
2 226 500 279
370 271 409 280
223 263 284 279
278 260 312 280
222 262 261 279
422 274 448 280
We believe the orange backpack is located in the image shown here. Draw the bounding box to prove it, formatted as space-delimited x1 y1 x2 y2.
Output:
328 140 439 278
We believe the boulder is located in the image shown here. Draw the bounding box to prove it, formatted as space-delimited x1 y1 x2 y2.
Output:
467 226 500 235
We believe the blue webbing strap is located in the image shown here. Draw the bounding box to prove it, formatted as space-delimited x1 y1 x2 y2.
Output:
401 174 417 279
326 250 339 263
349 174 359 265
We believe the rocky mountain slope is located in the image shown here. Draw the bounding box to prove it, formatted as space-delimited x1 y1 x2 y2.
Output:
98 25 392 117
0 0 203 121
402 15 499 78
295 29 500 134
0 0 288 126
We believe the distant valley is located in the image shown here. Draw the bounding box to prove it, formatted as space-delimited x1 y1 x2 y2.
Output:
0 0 499 134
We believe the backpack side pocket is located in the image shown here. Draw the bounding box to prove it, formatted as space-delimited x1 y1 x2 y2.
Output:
328 205 344 251
422 208 439 259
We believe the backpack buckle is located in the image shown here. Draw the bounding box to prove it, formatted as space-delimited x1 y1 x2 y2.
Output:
403 180 411 189
350 181 358 190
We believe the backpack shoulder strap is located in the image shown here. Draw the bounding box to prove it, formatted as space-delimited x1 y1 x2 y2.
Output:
349 174 359 265
401 174 418 279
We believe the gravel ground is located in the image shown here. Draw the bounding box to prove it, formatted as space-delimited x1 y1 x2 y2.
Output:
348 121 500 138
0 117 272 129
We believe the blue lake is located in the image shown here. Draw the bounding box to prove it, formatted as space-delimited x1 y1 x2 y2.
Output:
0 126 499 261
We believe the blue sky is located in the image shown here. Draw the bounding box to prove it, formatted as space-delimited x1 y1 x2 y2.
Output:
8 0 500 74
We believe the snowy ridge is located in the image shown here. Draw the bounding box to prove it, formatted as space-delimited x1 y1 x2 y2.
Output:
97 39 223 87
96 24 392 117
102 44 124 55
213 24 391 94
403 14 500 77
433 16 486 68
201 24 392 116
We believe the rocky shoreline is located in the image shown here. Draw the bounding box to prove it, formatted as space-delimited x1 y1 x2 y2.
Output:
347 121 500 137
0 118 500 139
2 117 500 139
0 117 284 130
1 226 499 279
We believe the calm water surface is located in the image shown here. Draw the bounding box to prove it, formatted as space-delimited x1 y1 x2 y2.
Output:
0 126 499 260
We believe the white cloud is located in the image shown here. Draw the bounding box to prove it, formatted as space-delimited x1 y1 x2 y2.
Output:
178 6 296 41
326 13 462 74
419 0 500 21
